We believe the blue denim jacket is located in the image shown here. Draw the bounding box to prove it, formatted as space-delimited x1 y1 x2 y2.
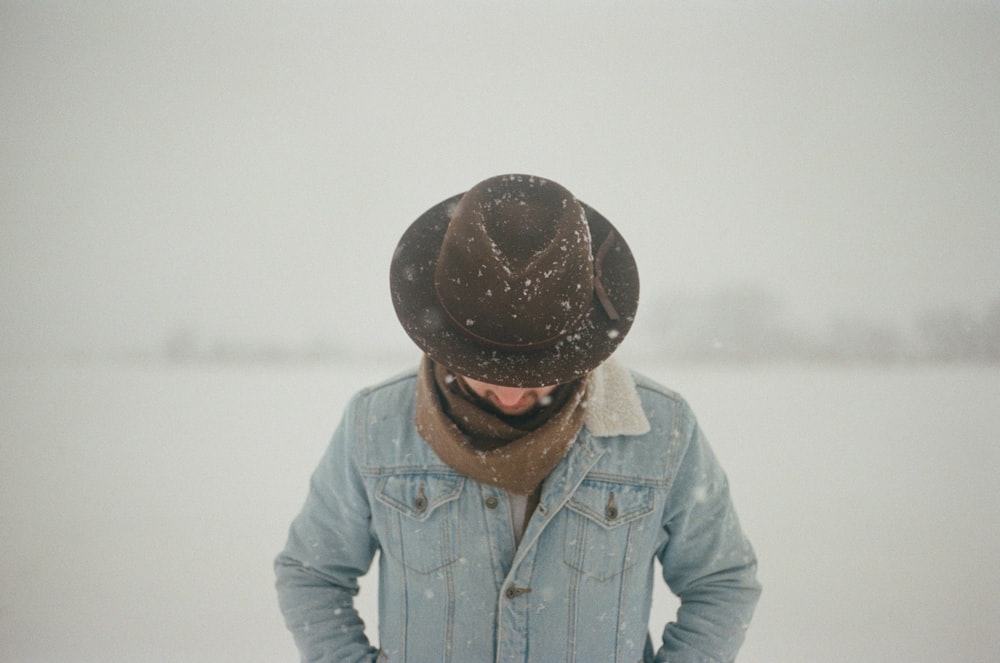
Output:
275 361 760 662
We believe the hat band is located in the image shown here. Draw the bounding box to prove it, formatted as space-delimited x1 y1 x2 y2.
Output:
592 230 621 322
435 230 621 352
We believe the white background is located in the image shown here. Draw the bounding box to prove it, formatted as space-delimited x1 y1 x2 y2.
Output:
2 2 999 661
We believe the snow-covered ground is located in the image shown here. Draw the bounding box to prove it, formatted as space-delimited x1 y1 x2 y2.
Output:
2 360 997 661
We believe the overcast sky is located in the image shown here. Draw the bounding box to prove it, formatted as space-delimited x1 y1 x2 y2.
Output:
3 1 998 361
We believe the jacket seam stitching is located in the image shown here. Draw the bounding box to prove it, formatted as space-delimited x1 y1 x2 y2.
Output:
362 466 463 477
581 471 669 487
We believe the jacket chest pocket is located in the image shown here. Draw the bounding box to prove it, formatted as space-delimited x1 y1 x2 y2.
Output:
375 472 464 574
563 479 656 581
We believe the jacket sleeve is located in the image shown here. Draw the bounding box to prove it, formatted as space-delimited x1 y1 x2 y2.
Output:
654 407 761 663
275 393 381 663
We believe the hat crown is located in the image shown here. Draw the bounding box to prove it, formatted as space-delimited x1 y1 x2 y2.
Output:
389 173 638 387
434 175 593 350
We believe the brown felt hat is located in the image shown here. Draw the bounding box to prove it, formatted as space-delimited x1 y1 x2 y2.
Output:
390 174 639 387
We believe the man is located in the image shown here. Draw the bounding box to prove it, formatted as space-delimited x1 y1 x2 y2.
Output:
275 174 761 662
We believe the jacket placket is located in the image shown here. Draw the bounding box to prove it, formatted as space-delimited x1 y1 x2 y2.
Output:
494 431 606 662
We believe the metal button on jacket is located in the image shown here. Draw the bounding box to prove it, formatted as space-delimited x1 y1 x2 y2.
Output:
605 491 618 520
414 484 427 513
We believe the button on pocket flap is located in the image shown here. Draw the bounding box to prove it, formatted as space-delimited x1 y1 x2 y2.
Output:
376 473 463 521
566 479 654 529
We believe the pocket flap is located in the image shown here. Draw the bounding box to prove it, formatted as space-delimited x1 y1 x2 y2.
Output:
376 472 463 522
566 479 655 529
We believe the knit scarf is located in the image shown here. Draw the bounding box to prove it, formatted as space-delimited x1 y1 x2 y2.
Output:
414 356 588 496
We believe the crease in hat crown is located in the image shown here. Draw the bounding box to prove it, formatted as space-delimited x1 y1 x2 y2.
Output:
433 175 594 350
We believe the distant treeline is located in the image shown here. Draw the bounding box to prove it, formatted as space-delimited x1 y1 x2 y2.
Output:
634 287 1000 364
161 288 1000 365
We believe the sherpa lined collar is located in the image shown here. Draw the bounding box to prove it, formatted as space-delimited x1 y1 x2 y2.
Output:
583 358 651 437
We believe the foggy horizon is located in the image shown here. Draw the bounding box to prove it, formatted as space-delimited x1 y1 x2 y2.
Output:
9 281 997 367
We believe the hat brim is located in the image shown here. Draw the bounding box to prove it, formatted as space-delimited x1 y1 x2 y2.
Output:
390 192 639 387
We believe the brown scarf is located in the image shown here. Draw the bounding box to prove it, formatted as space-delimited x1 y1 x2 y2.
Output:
414 356 588 495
